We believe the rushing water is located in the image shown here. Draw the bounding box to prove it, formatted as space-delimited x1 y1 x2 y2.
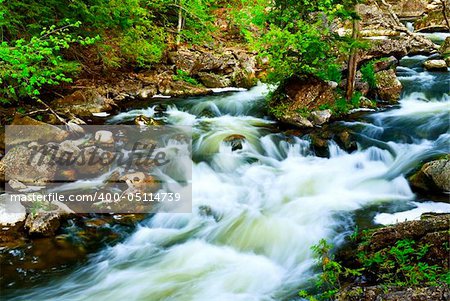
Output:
4 55 450 301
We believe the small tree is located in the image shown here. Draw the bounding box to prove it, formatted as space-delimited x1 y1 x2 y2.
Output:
0 21 98 103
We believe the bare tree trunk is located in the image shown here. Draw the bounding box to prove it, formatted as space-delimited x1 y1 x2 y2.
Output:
346 19 360 101
176 0 183 47
442 0 450 33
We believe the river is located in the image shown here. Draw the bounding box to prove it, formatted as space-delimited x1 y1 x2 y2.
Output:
4 53 450 300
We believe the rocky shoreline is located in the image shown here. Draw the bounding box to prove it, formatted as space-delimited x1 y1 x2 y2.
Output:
336 213 450 301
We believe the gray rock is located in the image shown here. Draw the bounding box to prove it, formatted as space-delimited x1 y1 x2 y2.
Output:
223 134 246 151
280 114 314 128
1 146 57 185
8 114 69 145
24 211 62 237
409 158 450 193
198 72 230 88
8 180 27 190
52 90 116 118
310 110 332 125
423 59 448 71
94 130 114 144
375 69 402 103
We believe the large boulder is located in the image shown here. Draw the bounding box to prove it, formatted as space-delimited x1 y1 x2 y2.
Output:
168 47 257 89
390 0 427 18
24 211 64 237
355 0 401 37
197 72 231 88
159 79 211 97
1 145 57 185
52 90 116 118
409 157 450 193
360 35 438 64
423 59 448 71
269 76 337 128
374 69 403 103
440 37 450 56
415 4 450 32
223 134 246 151
7 114 69 145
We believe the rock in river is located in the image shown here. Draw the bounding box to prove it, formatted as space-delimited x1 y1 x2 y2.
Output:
374 69 402 103
409 157 450 194
423 59 448 72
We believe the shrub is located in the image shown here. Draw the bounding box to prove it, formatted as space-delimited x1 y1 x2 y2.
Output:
0 21 98 103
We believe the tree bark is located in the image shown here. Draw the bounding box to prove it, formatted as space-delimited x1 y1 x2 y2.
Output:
346 19 360 101
442 0 450 33
176 0 183 47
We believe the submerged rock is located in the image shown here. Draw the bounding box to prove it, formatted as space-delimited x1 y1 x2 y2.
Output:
423 59 448 71
223 134 246 151
374 69 402 103
409 157 450 194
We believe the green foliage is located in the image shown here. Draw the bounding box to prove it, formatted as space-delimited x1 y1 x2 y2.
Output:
300 233 449 300
256 20 337 83
360 61 376 89
360 58 390 89
173 69 199 85
0 0 220 101
359 239 448 287
230 0 365 85
317 64 342 83
299 239 363 301
0 21 98 102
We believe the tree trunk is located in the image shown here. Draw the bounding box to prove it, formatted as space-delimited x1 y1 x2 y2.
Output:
346 19 360 101
176 0 183 47
442 0 450 33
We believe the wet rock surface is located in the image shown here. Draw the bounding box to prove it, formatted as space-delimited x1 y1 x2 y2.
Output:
409 157 450 194
1 145 57 185
52 90 117 118
423 59 449 71
269 76 337 128
338 213 450 301
374 69 403 103
338 285 450 301
415 1 450 32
